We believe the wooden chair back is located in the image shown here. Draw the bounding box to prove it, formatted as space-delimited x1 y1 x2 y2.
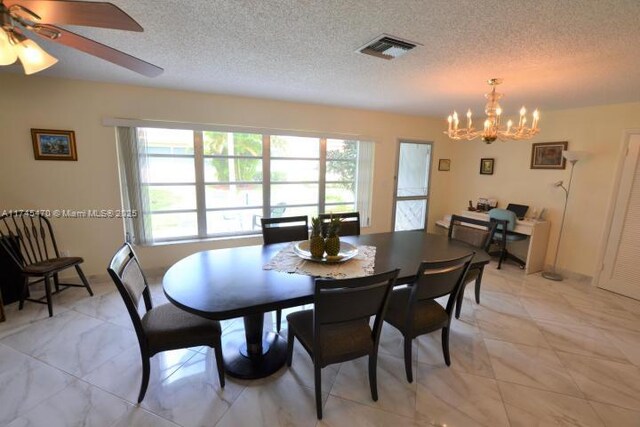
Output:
0 213 60 270
319 212 361 236
448 215 497 251
313 269 399 363
261 215 309 244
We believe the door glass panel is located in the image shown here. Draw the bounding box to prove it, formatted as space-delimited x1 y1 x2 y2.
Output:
397 143 430 197
394 200 427 231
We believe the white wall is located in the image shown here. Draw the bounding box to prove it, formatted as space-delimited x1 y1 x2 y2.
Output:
0 73 451 277
444 102 640 277
2 73 636 279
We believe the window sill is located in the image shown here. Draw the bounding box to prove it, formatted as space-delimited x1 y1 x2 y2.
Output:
139 232 263 248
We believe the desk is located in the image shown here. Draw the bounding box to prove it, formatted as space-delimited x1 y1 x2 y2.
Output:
163 231 489 379
436 211 550 274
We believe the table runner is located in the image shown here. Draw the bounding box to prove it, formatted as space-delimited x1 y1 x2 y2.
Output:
263 242 376 279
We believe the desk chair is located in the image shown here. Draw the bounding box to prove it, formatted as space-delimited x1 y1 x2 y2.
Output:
319 212 360 236
383 253 474 383
261 216 309 332
108 243 224 402
488 208 527 269
448 215 497 318
286 269 399 419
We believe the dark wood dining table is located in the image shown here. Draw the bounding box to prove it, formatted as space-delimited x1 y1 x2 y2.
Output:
163 230 489 379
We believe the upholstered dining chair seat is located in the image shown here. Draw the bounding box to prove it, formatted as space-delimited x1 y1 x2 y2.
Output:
23 257 84 275
384 287 449 335
142 303 222 354
287 310 373 365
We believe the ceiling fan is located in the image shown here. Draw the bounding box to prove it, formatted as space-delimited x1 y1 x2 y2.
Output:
0 0 163 76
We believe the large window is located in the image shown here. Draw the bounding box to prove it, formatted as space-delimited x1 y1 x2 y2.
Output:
118 127 373 243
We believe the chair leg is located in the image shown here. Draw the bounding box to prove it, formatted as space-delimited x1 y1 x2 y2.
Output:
44 276 53 317
403 337 413 383
368 352 379 401
286 327 295 367
18 278 28 310
442 327 451 366
314 365 323 420
214 343 225 388
75 265 94 296
276 309 282 333
53 273 60 293
475 268 484 305
455 282 466 319
138 356 150 403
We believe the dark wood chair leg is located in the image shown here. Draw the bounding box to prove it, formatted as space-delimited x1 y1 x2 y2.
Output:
403 337 413 383
75 265 94 296
474 268 484 304
368 352 379 401
138 355 150 403
276 309 282 332
442 327 451 366
18 278 28 310
314 365 323 420
53 273 60 292
44 276 53 317
286 328 295 367
455 282 466 319
214 343 225 388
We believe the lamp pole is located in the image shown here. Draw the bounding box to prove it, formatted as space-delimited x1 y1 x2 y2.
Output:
542 159 578 281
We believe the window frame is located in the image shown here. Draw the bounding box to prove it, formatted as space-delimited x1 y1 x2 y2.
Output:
136 127 367 243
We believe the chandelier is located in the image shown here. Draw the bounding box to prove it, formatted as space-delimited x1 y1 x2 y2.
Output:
444 78 540 143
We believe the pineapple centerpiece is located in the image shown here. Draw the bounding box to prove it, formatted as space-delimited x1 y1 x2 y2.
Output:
309 217 325 258
324 215 342 257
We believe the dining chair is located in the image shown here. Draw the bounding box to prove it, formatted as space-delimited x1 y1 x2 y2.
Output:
261 215 309 332
0 213 93 317
383 253 474 383
286 269 399 419
319 211 360 236
107 243 225 403
488 208 526 269
447 215 497 318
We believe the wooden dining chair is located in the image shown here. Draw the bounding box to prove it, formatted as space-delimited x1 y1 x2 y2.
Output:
447 215 497 318
286 269 399 419
319 212 360 236
260 215 309 332
0 213 93 317
107 243 225 403
383 253 474 383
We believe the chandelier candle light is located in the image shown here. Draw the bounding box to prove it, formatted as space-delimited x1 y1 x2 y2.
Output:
445 78 540 143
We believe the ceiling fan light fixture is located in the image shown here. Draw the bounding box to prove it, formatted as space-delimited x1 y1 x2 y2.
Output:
15 37 57 74
0 29 17 65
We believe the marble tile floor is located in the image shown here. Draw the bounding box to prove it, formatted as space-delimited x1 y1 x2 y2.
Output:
1 264 640 427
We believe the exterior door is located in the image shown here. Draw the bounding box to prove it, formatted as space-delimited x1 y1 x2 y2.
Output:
392 141 432 231
598 135 640 300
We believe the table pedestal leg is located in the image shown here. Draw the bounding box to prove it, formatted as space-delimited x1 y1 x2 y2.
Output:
222 312 287 379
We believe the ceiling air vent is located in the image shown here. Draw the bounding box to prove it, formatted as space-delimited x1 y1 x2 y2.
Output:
357 34 419 60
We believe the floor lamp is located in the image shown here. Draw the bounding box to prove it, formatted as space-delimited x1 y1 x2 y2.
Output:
542 150 588 281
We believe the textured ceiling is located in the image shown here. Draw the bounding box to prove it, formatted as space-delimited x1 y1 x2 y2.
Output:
2 0 640 116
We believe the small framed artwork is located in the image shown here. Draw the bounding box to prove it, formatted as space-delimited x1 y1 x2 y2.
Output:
438 158 451 171
31 129 77 161
480 158 494 175
530 141 568 169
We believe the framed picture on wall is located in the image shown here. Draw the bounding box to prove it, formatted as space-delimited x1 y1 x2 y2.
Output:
530 141 567 169
480 158 494 175
31 129 78 161
438 158 451 171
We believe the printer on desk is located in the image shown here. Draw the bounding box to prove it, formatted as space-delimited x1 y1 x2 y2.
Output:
468 198 497 212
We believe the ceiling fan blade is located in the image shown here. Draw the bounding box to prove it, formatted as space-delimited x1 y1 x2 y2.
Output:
32 24 163 77
4 0 143 31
